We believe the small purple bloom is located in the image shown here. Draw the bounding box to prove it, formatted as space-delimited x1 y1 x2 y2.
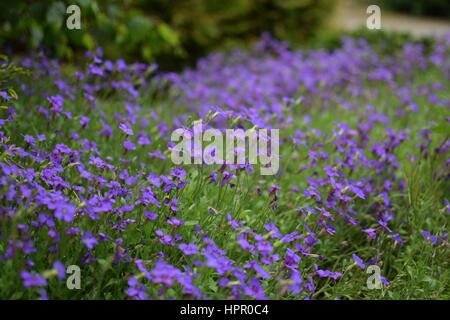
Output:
123 140 136 150
352 254 366 269
119 122 134 135
53 261 66 280
82 232 98 249
179 243 199 255
145 211 158 220
21 271 47 288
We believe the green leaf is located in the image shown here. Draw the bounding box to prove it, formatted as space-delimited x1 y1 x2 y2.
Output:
430 122 450 134
82 33 95 50
157 23 180 46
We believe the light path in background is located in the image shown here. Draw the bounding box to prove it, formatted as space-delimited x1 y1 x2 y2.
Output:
330 0 450 38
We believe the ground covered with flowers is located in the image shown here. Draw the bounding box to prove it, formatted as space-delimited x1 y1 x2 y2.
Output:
0 35 449 299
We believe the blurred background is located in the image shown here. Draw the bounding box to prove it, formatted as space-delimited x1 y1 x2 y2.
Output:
1 0 449 70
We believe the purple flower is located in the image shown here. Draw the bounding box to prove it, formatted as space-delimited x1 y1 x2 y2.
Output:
82 232 98 249
253 263 270 279
24 135 36 146
167 217 184 227
264 223 282 239
314 265 343 280
391 233 405 245
123 140 136 150
0 90 13 101
255 237 274 254
144 211 158 220
138 136 150 145
379 275 390 286
151 261 182 287
305 236 318 246
422 231 440 244
47 95 64 112
170 168 186 180
179 243 199 255
54 202 75 223
377 220 392 233
119 122 134 135
363 228 377 240
268 185 281 195
324 165 339 177
126 277 147 300
352 254 366 269
221 171 236 187
21 271 47 288
39 288 49 300
155 230 173 245
282 232 302 243
148 150 166 159
88 64 104 76
53 261 66 280
80 116 90 128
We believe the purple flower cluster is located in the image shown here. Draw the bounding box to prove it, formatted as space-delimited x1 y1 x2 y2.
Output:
0 34 449 299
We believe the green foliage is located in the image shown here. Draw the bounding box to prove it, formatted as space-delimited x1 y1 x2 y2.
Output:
138 0 337 67
0 55 30 102
1 0 337 69
0 0 183 63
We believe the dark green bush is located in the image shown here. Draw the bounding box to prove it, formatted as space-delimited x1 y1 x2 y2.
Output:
0 0 183 63
1 0 336 69
389 0 450 18
360 0 450 18
138 0 337 67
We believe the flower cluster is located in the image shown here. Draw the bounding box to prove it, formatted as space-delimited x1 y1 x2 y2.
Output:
0 35 449 299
